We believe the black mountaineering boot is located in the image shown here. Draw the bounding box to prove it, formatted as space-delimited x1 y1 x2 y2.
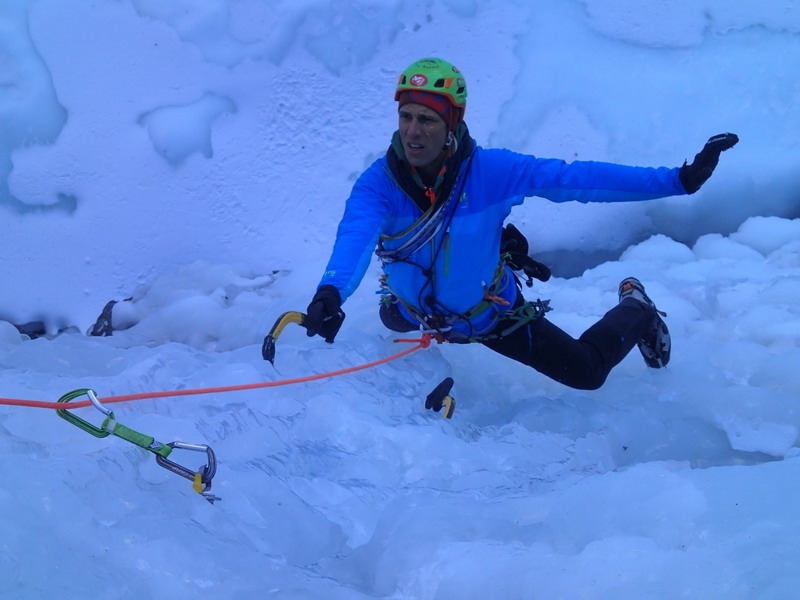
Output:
618 277 671 368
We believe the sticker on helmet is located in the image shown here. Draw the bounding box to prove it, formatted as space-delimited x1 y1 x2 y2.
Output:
409 74 428 87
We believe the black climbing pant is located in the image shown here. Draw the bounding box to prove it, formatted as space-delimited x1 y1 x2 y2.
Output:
482 296 655 390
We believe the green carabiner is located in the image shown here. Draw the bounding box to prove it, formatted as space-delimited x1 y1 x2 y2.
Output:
56 389 111 438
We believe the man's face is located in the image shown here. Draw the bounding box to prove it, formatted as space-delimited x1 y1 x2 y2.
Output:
398 103 448 169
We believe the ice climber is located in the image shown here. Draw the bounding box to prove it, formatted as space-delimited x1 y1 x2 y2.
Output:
297 57 738 390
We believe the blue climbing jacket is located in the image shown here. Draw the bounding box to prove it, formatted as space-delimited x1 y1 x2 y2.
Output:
318 139 687 338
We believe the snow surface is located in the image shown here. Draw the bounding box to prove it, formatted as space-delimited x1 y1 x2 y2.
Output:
1 1 800 598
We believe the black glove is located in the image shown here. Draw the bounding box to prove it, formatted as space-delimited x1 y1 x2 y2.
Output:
500 224 551 286
304 285 345 343
679 133 739 194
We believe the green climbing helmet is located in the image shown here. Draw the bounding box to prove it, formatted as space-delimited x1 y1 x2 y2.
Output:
395 57 467 109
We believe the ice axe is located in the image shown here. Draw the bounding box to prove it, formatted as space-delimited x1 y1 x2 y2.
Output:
261 311 307 365
426 377 456 419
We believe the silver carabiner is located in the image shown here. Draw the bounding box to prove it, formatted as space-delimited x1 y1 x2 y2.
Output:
155 441 220 504
86 389 112 416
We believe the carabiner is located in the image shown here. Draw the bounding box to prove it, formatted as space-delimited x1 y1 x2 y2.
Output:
56 388 111 438
86 389 111 416
155 442 220 504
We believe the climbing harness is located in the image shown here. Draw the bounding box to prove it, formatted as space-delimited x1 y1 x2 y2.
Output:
481 298 552 341
378 258 552 344
56 388 220 504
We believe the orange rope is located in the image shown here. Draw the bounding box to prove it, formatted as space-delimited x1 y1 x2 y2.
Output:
0 337 432 410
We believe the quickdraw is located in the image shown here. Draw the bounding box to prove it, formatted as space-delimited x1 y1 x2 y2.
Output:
56 389 220 504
